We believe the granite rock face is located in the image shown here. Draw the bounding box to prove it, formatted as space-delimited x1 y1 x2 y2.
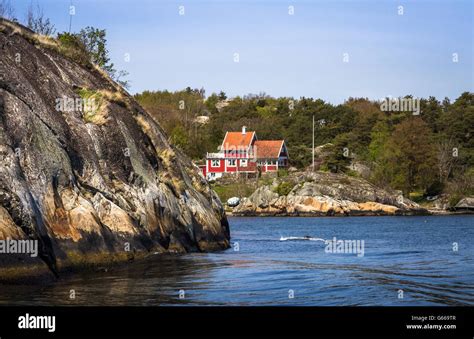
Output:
233 172 427 216
454 197 474 210
0 19 230 278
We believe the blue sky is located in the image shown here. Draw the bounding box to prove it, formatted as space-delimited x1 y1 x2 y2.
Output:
9 0 474 103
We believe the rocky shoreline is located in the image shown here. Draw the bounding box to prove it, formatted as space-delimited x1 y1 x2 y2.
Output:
0 19 230 280
231 172 439 217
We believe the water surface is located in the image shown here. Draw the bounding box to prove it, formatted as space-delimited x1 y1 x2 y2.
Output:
1 216 473 306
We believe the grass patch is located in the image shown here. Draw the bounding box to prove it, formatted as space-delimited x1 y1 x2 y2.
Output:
409 191 426 203
211 181 256 202
76 88 128 126
76 88 109 125
346 170 359 177
277 169 289 178
56 32 91 67
258 176 274 186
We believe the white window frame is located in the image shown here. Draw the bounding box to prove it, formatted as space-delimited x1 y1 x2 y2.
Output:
240 159 248 167
227 159 236 167
211 159 220 167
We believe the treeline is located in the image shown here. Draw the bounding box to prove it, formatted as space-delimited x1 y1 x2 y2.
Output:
135 89 473 200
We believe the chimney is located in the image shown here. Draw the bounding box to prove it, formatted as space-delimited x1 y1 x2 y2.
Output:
242 126 246 135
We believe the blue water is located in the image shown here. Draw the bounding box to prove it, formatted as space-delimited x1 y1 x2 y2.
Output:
1 216 473 306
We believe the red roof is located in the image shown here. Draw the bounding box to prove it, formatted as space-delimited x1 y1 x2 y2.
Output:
221 131 256 150
254 140 284 159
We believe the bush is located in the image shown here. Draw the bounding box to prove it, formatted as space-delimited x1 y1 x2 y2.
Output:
76 88 107 125
277 169 289 178
346 170 359 177
258 176 274 186
409 191 425 203
57 32 90 66
287 144 312 169
273 181 294 196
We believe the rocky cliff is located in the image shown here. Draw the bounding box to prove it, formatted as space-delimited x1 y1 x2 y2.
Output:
0 19 229 279
233 172 427 216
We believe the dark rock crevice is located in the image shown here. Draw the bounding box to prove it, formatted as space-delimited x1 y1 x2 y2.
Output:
0 19 230 279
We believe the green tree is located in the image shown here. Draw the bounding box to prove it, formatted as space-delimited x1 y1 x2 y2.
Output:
438 92 474 172
218 91 227 100
368 119 391 162
324 133 353 173
170 125 188 149
420 96 442 132
205 93 220 114
379 117 437 194
78 27 110 69
77 26 129 88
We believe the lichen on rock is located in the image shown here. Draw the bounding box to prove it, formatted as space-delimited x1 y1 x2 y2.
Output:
0 19 230 279
233 171 427 216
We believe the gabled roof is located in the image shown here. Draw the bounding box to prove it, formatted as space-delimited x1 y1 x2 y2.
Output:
221 131 256 150
254 140 285 159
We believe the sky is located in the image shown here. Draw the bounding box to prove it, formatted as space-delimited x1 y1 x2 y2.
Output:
8 0 474 104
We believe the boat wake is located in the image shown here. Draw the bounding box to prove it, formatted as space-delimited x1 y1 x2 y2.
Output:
279 236 325 242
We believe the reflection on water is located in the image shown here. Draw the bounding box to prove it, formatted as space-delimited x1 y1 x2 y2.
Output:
0 255 221 306
0 216 473 306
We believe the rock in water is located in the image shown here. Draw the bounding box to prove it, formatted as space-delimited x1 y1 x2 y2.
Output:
0 19 230 278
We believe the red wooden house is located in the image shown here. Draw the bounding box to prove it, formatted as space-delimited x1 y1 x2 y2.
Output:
200 126 289 180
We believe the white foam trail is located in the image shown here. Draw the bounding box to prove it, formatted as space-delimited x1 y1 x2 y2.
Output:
279 236 325 242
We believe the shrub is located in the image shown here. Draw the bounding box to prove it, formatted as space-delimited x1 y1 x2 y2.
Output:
57 32 90 66
76 88 107 125
346 170 359 177
273 181 294 196
277 169 289 178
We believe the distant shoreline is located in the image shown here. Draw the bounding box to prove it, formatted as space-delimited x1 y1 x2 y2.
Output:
226 210 473 217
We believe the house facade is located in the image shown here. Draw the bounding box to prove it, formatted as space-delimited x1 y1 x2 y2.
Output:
200 126 289 180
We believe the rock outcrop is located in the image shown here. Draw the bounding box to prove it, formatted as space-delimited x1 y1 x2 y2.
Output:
454 197 474 211
233 172 427 216
0 19 229 279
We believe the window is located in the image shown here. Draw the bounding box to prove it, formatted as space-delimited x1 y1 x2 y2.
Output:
227 159 236 166
211 160 220 167
240 159 248 167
